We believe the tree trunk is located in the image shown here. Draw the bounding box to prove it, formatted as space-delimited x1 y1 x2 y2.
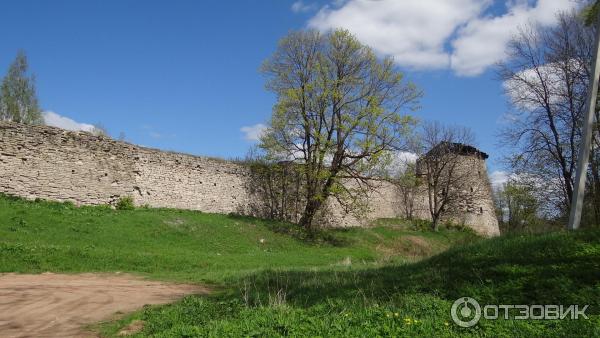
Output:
431 213 440 231
281 166 287 220
299 198 323 235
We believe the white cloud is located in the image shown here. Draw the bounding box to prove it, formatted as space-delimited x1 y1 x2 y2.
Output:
497 112 519 125
309 0 487 70
392 151 419 174
502 59 585 112
307 0 579 76
451 0 578 76
394 151 418 165
292 1 317 13
241 123 267 142
490 170 557 192
376 151 419 176
43 111 95 132
141 125 164 139
489 170 510 189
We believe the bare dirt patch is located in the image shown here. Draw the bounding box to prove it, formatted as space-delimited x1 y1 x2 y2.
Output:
0 272 208 338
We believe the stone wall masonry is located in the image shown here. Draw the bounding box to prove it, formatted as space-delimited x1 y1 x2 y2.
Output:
439 154 499 237
320 179 430 228
132 147 253 214
0 123 136 205
0 122 499 237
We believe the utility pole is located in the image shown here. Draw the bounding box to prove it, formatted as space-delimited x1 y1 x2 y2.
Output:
568 11 600 230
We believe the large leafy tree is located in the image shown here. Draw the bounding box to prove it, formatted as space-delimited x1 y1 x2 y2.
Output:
260 29 421 232
0 51 42 124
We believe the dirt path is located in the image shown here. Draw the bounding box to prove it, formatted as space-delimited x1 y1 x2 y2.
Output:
0 273 208 337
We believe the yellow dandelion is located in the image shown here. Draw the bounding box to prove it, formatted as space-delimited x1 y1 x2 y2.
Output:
394 313 399 317
444 322 450 326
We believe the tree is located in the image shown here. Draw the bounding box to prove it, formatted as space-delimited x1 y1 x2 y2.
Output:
385 156 421 221
493 185 507 227
395 162 420 220
90 123 109 137
495 180 541 233
499 11 597 219
0 51 42 124
260 29 421 233
583 0 600 25
417 122 480 231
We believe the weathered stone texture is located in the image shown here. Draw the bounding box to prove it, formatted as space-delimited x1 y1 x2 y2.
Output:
0 123 135 205
438 154 499 237
132 148 252 214
0 122 499 236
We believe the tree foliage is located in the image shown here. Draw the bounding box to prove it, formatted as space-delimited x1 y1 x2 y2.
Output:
583 0 600 26
260 29 421 231
0 51 42 124
90 123 109 137
494 180 541 233
245 155 304 224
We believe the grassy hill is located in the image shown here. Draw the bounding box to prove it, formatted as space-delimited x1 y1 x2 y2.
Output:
0 194 476 282
0 194 598 337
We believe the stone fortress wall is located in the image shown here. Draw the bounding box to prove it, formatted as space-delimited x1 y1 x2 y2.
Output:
0 122 499 236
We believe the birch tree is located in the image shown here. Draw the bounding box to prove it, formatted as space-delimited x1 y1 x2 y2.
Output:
0 51 42 124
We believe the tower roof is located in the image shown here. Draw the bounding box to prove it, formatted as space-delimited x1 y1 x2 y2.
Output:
425 142 489 159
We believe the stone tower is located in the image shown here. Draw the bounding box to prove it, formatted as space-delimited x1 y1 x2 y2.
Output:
416 142 500 237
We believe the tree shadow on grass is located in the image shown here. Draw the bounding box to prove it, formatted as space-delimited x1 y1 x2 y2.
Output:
230 229 600 311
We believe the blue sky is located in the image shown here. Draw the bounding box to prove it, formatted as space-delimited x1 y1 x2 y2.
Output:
0 0 579 182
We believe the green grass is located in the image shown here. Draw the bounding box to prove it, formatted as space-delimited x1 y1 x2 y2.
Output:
1 194 598 337
102 230 600 337
0 195 475 282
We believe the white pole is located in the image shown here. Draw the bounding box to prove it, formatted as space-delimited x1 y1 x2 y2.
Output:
568 12 600 230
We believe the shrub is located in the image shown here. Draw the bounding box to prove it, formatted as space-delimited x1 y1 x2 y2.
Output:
443 221 469 232
115 196 135 210
411 219 432 231
61 200 75 209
